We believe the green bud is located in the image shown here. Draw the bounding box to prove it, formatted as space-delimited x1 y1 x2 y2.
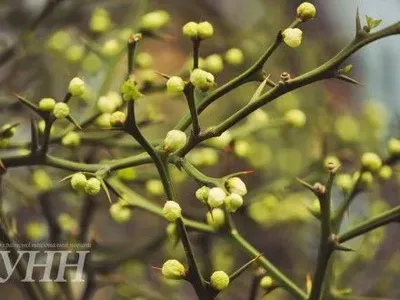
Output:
97 91 123 113
84 177 101 195
260 276 274 289
163 201 182 222
166 76 185 94
197 21 214 40
70 173 87 192
195 186 210 203
61 132 80 147
205 54 224 73
121 77 143 101
89 8 112 33
57 213 76 232
224 193 243 212
139 10 170 32
296 2 317 21
68 77 85 97
116 168 136 181
388 138 400 156
284 109 306 128
378 165 392 180
53 103 70 119
96 113 111 128
25 222 47 241
182 21 198 39
226 177 247 196
1 124 16 138
334 115 360 142
224 48 244 65
38 120 55 135
146 179 164 196
82 53 102 73
248 110 269 124
360 172 374 187
102 39 122 56
207 131 232 149
282 28 303 48
207 187 226 208
135 52 153 68
47 30 71 52
163 130 187 152
65 44 85 63
210 271 229 291
190 68 215 91
361 152 382 172
32 169 52 192
161 259 185 280
206 208 225 228
324 155 341 172
39 98 56 112
336 174 353 193
110 201 132 223
110 111 126 127
309 198 320 216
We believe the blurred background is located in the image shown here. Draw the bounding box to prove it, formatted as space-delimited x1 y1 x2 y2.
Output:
0 0 399 299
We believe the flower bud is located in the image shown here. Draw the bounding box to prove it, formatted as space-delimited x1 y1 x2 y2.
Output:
39 98 56 111
205 54 224 73
166 223 177 239
82 53 102 73
116 167 136 181
163 201 182 222
146 179 164 196
206 208 225 228
68 77 85 97
282 28 303 48
324 156 340 172
260 276 274 289
96 113 111 128
102 39 121 56
224 193 243 212
378 165 392 180
57 213 76 232
110 201 132 223
190 68 215 91
65 44 85 63
53 103 70 119
139 10 170 32
388 138 400 156
296 2 316 21
309 199 320 215
110 111 126 127
163 130 187 152
32 169 52 192
210 271 230 291
195 186 210 203
224 48 244 65
284 109 306 128
234 140 250 158
121 77 143 101
1 124 16 138
207 131 232 149
89 8 112 33
360 171 374 187
336 174 353 193
97 91 123 113
61 132 80 147
361 152 382 172
197 21 214 40
207 187 226 208
182 21 198 39
166 76 185 94
84 177 101 195
70 173 87 192
161 259 186 280
226 177 247 196
25 222 47 241
135 52 153 68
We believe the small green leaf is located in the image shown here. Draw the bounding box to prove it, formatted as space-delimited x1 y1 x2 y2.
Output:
366 16 382 30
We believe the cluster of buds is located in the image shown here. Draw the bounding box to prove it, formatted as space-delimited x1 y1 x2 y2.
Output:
70 173 102 195
182 21 214 40
190 68 216 91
